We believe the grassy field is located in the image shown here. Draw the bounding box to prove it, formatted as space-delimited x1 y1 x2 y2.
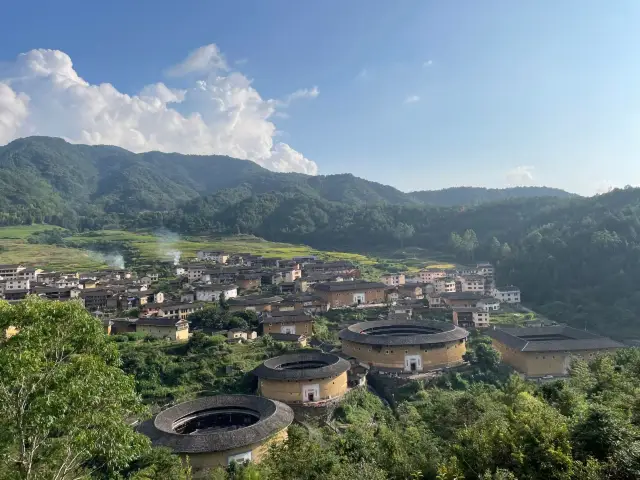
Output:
0 225 106 270
0 226 451 276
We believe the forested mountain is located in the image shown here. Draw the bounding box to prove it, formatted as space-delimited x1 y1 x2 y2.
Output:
4 137 640 338
0 137 570 226
410 186 575 206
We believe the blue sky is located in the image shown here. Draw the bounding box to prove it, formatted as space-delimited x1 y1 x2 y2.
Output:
1 0 639 195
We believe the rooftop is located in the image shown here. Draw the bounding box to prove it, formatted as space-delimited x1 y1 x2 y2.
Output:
138 395 293 453
313 280 386 292
486 326 623 352
253 351 350 381
268 332 306 342
495 285 520 292
260 310 313 324
227 295 283 305
339 319 468 346
136 318 186 327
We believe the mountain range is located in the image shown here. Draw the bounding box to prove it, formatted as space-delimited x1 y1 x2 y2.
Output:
0 136 573 221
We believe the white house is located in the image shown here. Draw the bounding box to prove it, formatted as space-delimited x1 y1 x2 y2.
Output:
381 273 405 286
2 278 30 291
477 297 501 312
195 284 238 302
0 264 26 280
175 265 186 276
492 286 521 304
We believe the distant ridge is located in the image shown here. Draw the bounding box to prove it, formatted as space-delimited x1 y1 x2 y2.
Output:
409 186 575 206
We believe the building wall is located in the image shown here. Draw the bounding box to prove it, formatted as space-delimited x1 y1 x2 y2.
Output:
258 372 348 404
263 320 313 336
237 279 261 290
341 339 466 371
491 340 619 377
136 324 189 340
314 288 386 307
182 429 288 475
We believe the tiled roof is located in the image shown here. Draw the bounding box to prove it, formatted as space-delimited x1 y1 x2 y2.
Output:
138 395 293 453
486 326 623 352
136 318 185 327
253 351 350 381
339 319 468 346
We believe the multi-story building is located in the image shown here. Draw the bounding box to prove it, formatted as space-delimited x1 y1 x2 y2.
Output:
452 307 490 328
3 278 30 291
380 273 405 286
186 264 207 282
0 264 26 279
458 274 485 293
492 286 521 304
415 269 447 283
195 284 238 302
434 277 456 293
196 251 229 264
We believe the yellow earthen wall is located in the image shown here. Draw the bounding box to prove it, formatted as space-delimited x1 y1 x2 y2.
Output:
341 339 466 370
258 372 348 403
182 429 288 477
263 320 313 336
491 339 620 376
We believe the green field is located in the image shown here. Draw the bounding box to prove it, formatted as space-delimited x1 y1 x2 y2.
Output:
0 226 451 275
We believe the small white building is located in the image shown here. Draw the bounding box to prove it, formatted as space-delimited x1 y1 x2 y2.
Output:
381 273 405 286
492 286 521 304
195 284 238 302
175 265 186 276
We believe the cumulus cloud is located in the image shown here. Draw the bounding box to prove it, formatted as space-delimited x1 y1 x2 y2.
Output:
404 95 420 104
165 44 228 76
0 46 319 174
506 166 535 185
0 83 29 144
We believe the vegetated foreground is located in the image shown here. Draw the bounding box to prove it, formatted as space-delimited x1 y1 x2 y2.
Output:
2 298 639 480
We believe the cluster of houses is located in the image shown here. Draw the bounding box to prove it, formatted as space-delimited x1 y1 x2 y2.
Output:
0 255 523 340
381 262 521 329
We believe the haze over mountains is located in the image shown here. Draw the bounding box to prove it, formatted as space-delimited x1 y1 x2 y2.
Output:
0 137 573 218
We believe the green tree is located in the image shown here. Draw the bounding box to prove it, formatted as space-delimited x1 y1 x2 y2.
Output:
0 297 151 479
393 222 415 248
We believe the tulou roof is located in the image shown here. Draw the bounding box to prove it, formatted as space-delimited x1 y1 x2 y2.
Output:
228 295 283 305
253 351 350 381
138 395 293 454
339 319 468 346
486 326 623 352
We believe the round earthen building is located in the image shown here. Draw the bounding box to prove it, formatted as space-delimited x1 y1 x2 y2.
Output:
339 319 468 373
138 395 293 474
253 351 351 405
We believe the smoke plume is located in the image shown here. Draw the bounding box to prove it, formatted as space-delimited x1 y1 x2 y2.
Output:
156 229 182 265
85 251 125 269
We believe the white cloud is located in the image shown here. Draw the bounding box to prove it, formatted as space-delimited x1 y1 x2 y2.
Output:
0 46 319 174
404 95 420 104
166 44 228 76
505 166 535 185
279 86 320 106
0 83 29 144
423 60 433 68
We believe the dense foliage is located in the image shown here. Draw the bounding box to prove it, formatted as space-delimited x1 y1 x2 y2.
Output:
208 344 640 480
0 297 190 479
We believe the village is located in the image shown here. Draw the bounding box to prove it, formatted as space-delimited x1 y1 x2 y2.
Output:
0 250 625 474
